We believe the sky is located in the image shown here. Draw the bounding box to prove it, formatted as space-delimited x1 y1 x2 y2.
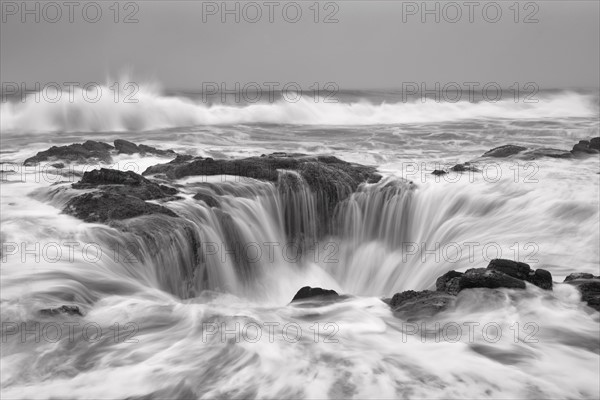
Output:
1 0 599 90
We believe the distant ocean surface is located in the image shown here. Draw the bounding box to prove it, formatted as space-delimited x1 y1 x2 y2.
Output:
1 86 599 399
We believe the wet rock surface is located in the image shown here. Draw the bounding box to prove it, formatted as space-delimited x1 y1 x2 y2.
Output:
72 168 178 200
482 145 528 158
24 140 114 165
64 192 179 223
64 169 179 223
388 259 569 319
23 139 177 166
143 153 381 215
563 275 600 311
291 286 339 302
39 305 83 316
114 139 176 156
478 137 599 160
388 290 455 321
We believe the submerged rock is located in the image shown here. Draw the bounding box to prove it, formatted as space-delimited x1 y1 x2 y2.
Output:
39 305 83 316
450 162 480 172
24 140 114 165
389 290 455 320
291 286 339 302
193 192 220 208
563 275 600 311
482 145 527 158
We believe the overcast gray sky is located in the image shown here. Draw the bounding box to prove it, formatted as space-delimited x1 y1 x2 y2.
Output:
1 0 599 90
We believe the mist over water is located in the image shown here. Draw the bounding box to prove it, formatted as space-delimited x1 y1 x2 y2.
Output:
1 87 599 399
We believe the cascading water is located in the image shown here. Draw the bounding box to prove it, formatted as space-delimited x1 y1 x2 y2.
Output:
1 90 599 399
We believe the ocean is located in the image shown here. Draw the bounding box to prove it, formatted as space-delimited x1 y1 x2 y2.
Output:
1 86 599 398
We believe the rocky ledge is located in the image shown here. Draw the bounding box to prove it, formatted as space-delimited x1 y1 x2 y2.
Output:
64 168 179 223
383 259 597 320
24 139 176 166
431 137 599 175
481 137 599 160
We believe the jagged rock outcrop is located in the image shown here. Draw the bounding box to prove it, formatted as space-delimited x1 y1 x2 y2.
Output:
64 169 179 223
24 140 114 165
114 139 176 156
389 259 559 319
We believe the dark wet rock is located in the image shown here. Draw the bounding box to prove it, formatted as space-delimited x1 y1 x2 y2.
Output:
389 290 455 320
431 169 446 176
571 138 600 155
482 145 527 158
564 275 600 311
24 140 114 165
291 286 339 302
114 139 176 156
450 162 480 172
64 192 178 223
64 169 179 223
436 270 464 295
143 154 380 217
193 192 220 208
564 273 596 282
367 173 383 184
523 148 572 160
114 139 138 154
460 268 527 291
72 168 177 200
487 259 553 290
39 305 83 316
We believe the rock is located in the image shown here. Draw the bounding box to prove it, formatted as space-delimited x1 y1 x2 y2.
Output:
431 170 446 176
114 139 176 156
114 139 139 154
24 140 113 165
143 154 380 218
72 168 177 200
389 290 455 320
564 277 600 312
51 162 65 169
64 192 178 223
291 286 339 302
459 268 526 291
65 169 179 223
39 305 83 316
576 281 600 311
482 145 527 158
564 273 596 282
487 259 553 290
571 138 600 155
450 163 480 172
193 192 220 208
436 270 464 295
